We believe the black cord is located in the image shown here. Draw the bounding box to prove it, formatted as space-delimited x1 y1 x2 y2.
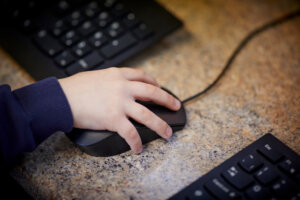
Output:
182 9 300 104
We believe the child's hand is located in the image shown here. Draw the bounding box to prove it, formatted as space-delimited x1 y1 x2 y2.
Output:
58 68 181 154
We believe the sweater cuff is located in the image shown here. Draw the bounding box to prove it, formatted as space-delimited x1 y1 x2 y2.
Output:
13 77 74 144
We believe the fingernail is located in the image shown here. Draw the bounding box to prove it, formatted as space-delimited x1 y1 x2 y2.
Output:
166 127 173 138
136 146 143 154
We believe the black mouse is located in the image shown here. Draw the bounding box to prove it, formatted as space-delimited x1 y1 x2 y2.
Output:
65 88 186 157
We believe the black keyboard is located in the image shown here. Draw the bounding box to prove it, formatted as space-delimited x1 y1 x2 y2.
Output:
169 133 300 200
0 0 182 80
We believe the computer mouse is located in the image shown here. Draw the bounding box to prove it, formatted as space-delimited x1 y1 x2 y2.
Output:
65 88 186 157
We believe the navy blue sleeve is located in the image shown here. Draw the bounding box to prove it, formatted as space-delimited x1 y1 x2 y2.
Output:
0 77 73 167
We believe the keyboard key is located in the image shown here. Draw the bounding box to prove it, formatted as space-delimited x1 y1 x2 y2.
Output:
54 50 75 67
52 20 70 37
20 18 38 34
72 41 92 57
169 134 300 200
255 166 279 185
94 11 113 28
77 21 97 36
258 143 284 163
239 154 263 173
77 51 104 68
278 158 300 176
189 188 215 200
34 30 63 56
9 8 21 21
66 51 104 75
61 30 80 46
106 21 124 38
53 0 71 15
123 13 140 28
112 3 128 17
100 33 137 58
65 11 85 27
271 178 300 199
222 165 253 190
291 192 300 200
133 23 153 39
245 184 270 200
18 1 40 17
103 0 117 9
296 173 300 182
204 178 239 200
83 1 101 18
89 31 109 48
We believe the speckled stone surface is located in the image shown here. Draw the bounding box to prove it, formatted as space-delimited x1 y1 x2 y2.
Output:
0 0 300 199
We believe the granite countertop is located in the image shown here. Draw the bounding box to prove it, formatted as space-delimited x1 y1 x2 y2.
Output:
0 0 300 199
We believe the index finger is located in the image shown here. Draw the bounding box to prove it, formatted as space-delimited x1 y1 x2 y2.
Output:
128 82 181 111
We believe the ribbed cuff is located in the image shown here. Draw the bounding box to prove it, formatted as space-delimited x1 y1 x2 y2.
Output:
13 77 74 144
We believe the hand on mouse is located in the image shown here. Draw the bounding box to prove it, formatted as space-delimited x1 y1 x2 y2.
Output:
58 67 181 154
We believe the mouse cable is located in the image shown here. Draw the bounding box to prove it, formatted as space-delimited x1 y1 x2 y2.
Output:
182 9 300 105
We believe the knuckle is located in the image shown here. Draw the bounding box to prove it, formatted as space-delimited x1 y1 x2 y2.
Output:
148 85 158 96
109 67 121 76
108 109 121 121
110 67 118 71
108 67 117 72
114 82 125 91
112 79 127 93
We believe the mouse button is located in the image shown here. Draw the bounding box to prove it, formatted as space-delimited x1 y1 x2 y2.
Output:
156 105 186 125
128 107 177 128
130 103 186 127
67 129 114 146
